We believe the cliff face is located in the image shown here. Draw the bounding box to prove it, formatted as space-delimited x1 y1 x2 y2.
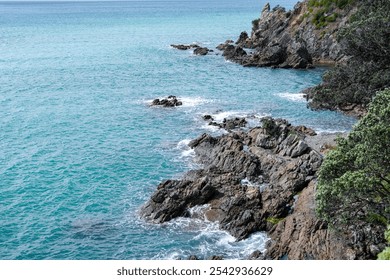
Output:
220 1 357 68
264 181 385 260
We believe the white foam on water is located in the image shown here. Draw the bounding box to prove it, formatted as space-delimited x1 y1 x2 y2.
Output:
179 96 210 108
152 207 270 260
211 110 246 122
191 227 269 259
200 123 222 133
315 129 348 134
188 204 210 218
176 139 195 159
277 92 306 102
199 111 270 133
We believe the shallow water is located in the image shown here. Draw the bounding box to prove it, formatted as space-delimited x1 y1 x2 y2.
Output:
0 0 356 259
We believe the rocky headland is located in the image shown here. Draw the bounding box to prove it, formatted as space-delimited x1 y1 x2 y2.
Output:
217 1 356 69
141 117 384 259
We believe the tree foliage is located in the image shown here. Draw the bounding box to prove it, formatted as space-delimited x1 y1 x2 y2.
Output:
309 0 390 109
378 226 390 260
316 89 390 227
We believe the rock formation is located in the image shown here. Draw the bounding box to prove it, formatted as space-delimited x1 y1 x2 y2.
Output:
150 96 182 107
141 117 385 259
219 1 357 68
208 117 247 131
141 118 322 240
171 44 211 56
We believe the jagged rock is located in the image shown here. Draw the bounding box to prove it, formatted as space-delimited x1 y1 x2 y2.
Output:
141 116 384 258
208 256 224 260
222 45 247 63
264 181 386 259
202 115 214 121
208 117 247 130
150 95 183 107
141 118 322 240
248 250 264 260
293 125 317 136
193 47 210 56
171 44 200 50
219 0 356 68
235 31 252 48
217 40 234 51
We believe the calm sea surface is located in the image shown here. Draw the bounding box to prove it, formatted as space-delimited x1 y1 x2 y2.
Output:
0 0 356 259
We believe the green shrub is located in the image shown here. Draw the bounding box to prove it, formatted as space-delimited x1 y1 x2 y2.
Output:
266 217 285 225
307 0 355 28
316 89 390 227
378 226 390 260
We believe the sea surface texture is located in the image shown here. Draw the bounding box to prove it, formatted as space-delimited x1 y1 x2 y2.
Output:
0 0 356 259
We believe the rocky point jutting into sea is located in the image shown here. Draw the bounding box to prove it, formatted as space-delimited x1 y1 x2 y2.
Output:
142 0 387 260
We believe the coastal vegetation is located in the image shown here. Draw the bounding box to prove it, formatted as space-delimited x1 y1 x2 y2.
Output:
378 226 390 260
307 0 356 28
316 89 390 258
308 0 390 112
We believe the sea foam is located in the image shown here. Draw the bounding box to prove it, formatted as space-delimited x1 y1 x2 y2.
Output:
277 92 306 102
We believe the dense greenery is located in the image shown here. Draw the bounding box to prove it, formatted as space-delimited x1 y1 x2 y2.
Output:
316 89 390 229
378 226 390 260
309 0 390 109
308 0 355 9
307 0 355 28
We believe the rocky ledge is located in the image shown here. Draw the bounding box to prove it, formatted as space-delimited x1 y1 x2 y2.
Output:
141 118 322 241
141 117 384 259
218 1 356 68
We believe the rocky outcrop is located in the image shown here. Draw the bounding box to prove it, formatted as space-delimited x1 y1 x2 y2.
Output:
222 45 247 64
262 181 386 260
141 117 385 259
171 44 212 56
171 44 200 50
219 1 357 68
150 96 182 107
141 118 323 240
193 47 211 56
208 117 247 131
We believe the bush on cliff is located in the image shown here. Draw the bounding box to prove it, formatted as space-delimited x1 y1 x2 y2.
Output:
307 0 355 28
316 88 390 229
309 0 390 110
378 226 390 260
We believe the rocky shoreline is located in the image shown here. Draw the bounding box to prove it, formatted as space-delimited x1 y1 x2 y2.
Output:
172 1 355 69
140 117 381 259
141 1 385 259
171 1 365 117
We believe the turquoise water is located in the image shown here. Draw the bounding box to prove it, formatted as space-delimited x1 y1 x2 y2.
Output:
0 0 356 259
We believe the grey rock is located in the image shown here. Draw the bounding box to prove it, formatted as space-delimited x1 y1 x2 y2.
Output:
193 47 210 56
